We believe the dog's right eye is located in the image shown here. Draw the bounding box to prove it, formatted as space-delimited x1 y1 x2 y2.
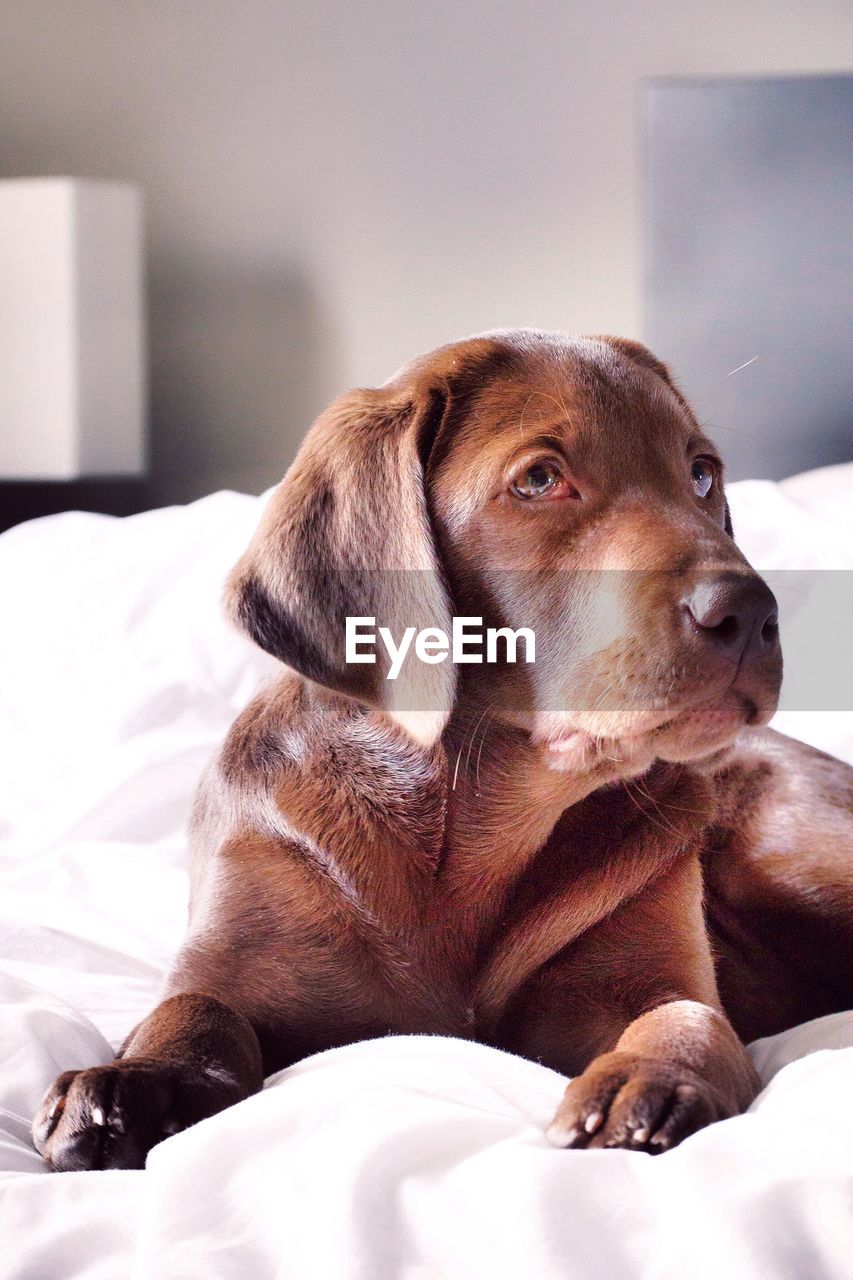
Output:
510 460 578 501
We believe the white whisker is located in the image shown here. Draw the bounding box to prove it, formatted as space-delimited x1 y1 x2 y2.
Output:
724 356 758 377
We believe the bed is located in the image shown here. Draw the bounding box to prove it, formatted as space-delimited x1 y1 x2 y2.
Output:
1 464 851 1279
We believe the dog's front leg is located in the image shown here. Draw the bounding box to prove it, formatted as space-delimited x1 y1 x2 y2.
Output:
32 993 263 1170
522 853 760 1153
546 998 758 1153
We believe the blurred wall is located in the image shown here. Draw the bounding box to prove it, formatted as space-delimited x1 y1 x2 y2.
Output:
1 0 851 502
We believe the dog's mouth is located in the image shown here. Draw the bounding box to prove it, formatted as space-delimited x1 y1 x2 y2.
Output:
540 686 764 776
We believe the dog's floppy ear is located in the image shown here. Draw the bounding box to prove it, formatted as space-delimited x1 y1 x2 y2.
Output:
226 377 457 746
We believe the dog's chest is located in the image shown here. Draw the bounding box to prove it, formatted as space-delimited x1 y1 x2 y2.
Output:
392 775 701 1035
268 736 704 1041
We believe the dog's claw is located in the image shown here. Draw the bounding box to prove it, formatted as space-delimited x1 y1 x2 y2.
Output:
546 1122 578 1148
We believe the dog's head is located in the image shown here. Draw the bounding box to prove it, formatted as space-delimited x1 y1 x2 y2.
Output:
227 330 782 776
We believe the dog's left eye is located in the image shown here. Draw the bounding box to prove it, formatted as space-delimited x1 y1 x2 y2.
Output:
691 459 715 498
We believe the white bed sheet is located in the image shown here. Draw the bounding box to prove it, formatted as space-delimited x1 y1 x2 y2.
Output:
0 464 851 1279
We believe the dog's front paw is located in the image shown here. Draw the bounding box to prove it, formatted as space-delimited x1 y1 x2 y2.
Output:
32 1059 228 1171
546 1051 731 1154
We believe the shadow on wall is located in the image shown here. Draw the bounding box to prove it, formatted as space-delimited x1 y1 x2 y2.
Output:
148 256 339 506
0 256 339 530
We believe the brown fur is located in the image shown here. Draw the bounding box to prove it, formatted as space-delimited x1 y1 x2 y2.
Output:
34 330 853 1170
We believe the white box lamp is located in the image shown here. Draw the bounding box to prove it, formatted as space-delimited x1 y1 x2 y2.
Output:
0 178 146 479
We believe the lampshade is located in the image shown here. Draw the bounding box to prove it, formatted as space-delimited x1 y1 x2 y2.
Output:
0 178 146 479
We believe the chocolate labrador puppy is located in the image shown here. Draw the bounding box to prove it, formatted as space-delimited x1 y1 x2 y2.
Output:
34 330 853 1171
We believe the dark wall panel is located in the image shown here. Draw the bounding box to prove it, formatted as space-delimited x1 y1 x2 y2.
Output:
643 75 852 481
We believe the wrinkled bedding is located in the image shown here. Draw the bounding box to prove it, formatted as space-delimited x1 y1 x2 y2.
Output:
0 464 851 1279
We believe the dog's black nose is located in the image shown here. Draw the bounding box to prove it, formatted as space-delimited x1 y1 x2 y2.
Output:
682 573 779 661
